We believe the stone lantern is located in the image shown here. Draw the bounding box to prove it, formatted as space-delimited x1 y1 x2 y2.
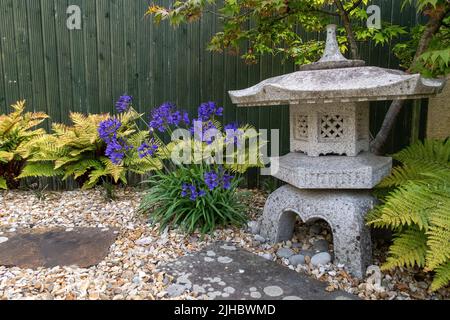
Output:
228 25 445 278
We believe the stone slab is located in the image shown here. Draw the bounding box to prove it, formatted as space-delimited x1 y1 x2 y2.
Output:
158 242 357 300
273 152 392 189
0 228 118 269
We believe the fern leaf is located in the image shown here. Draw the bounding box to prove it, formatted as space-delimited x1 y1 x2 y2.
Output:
19 162 63 178
382 227 428 271
0 176 7 190
367 183 435 230
431 261 450 291
0 151 14 163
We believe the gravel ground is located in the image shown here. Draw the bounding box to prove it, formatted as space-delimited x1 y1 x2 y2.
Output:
0 188 448 300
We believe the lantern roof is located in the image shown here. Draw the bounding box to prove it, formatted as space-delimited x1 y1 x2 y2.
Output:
228 25 445 107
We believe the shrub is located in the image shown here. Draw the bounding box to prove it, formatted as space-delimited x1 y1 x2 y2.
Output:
100 99 264 234
0 101 48 189
18 107 153 189
367 139 450 291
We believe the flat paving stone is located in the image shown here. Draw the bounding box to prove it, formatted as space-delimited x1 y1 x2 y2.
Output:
0 227 118 269
159 242 357 300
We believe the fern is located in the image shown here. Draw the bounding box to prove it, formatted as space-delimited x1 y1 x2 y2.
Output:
19 109 157 189
0 176 6 190
367 139 450 291
0 101 49 189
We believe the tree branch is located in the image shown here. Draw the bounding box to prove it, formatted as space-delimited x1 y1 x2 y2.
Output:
371 5 449 155
334 0 360 59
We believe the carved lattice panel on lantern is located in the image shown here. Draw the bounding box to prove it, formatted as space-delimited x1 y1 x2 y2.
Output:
290 102 370 157
294 114 309 141
319 114 345 141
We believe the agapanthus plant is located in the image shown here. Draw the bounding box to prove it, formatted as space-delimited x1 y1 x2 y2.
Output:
99 96 264 234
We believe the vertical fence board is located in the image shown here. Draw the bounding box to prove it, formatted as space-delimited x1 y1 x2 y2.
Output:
0 0 20 107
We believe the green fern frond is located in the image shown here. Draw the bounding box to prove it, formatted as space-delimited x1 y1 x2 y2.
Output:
382 227 428 270
379 163 450 188
0 177 7 190
394 139 450 167
367 183 437 230
0 151 14 163
19 162 63 178
368 139 450 291
100 157 125 183
431 261 450 291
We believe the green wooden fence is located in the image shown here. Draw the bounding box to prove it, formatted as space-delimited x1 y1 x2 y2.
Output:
0 0 426 187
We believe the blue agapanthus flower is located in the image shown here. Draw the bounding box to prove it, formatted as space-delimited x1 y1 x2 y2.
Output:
115 95 133 113
222 173 234 190
204 171 220 191
137 139 159 159
198 102 223 121
105 137 132 165
98 119 122 143
149 102 190 133
181 183 206 201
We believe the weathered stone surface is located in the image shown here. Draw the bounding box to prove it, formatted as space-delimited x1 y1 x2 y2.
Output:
299 25 366 71
290 102 370 156
158 242 357 300
260 185 373 278
0 228 118 269
228 67 445 107
273 152 392 189
427 75 450 139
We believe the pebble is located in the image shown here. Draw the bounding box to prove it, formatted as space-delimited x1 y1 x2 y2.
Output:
254 235 266 243
311 252 332 266
289 255 306 266
136 237 153 246
0 237 9 244
246 221 260 235
300 250 315 258
166 284 186 297
276 248 294 259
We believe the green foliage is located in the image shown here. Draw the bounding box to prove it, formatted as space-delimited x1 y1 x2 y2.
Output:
393 15 450 77
18 110 151 189
139 165 248 235
367 139 450 291
0 100 48 189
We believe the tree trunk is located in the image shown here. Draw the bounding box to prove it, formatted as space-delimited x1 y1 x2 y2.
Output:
370 6 449 155
334 0 360 60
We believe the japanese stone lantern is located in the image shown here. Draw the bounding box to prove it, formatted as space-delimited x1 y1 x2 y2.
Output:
228 25 445 278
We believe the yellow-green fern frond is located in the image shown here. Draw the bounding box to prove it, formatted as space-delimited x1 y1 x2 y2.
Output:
19 162 64 178
368 139 450 291
381 227 428 271
431 261 450 291
0 177 7 190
